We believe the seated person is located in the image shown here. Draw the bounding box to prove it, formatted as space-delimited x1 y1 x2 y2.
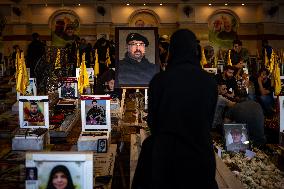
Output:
254 68 275 116
226 127 248 152
224 88 266 146
212 82 235 130
215 65 237 99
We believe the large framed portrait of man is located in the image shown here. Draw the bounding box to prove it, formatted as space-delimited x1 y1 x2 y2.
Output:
115 27 160 88
25 152 93 189
224 124 250 152
81 95 111 132
19 96 49 129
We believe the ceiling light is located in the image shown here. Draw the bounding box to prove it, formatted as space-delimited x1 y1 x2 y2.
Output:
144 3 146 6
242 3 245 6
209 3 212 6
126 3 129 6
160 3 163 6
225 3 228 6
78 3 81 6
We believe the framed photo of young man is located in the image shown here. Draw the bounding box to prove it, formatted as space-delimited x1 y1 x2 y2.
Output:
224 124 250 152
115 27 160 88
19 96 49 129
58 77 78 99
80 95 111 132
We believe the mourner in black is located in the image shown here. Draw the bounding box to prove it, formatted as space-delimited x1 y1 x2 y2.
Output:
117 33 159 87
132 29 218 189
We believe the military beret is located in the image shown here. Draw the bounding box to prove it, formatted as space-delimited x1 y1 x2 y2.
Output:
230 128 242 134
126 33 149 47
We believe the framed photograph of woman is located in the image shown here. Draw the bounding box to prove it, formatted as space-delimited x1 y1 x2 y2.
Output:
81 95 111 131
58 77 78 99
19 96 49 129
224 124 250 152
115 27 160 88
25 152 93 189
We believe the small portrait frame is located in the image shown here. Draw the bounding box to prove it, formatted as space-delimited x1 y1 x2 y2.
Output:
279 96 284 135
97 139 108 153
115 27 159 88
26 167 38 180
81 95 111 132
19 96 49 129
58 77 78 99
76 68 95 84
17 78 37 100
25 152 93 189
224 123 250 152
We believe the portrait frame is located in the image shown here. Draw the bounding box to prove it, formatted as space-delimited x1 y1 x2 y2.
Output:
115 27 159 88
279 96 284 136
19 96 49 129
17 78 37 100
223 123 250 152
97 139 108 153
76 68 95 84
25 152 93 189
81 95 111 132
58 77 78 99
26 167 38 181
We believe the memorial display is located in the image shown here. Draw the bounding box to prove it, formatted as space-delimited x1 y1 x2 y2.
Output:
78 95 111 152
224 124 250 152
25 152 93 189
58 77 78 99
115 27 159 87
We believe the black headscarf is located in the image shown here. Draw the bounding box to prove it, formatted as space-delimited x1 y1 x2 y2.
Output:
167 29 201 69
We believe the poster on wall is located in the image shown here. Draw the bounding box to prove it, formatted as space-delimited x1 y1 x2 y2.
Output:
50 11 80 47
208 10 239 48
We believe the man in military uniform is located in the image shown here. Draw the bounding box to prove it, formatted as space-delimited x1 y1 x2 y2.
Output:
226 127 248 152
117 33 159 87
86 100 106 125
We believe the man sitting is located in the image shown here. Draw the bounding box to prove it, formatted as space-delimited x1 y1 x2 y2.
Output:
224 88 266 146
212 82 235 130
215 65 237 100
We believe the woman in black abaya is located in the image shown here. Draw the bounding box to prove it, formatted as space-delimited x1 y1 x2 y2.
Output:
132 29 219 189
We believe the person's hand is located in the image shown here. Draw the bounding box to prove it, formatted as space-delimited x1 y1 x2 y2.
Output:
258 75 263 84
235 62 244 69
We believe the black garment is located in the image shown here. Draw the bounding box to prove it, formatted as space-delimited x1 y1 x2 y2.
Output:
215 73 237 92
254 78 273 97
26 39 45 78
229 49 242 66
225 99 266 145
132 29 218 189
117 56 159 87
